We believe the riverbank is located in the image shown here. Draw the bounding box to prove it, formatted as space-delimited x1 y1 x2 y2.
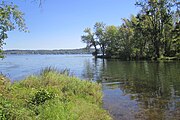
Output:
0 69 111 120
96 55 180 61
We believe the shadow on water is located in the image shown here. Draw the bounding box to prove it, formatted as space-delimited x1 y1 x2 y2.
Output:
82 59 180 120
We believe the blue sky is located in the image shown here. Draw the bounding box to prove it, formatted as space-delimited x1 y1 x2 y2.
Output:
5 0 139 50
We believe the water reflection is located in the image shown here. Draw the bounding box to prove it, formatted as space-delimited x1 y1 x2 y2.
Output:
82 59 180 120
1 55 180 119
81 58 102 82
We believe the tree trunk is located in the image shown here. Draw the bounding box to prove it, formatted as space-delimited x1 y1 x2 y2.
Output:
92 42 98 57
102 45 105 57
154 40 160 58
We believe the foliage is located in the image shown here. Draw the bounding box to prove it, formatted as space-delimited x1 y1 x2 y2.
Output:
0 1 27 58
29 89 55 106
81 22 107 57
82 0 180 60
0 69 111 120
81 28 99 56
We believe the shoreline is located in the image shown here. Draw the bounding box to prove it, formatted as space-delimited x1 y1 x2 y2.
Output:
0 69 112 120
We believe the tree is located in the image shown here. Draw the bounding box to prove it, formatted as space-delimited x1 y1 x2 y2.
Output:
82 1 179 60
0 1 27 58
118 18 134 60
172 21 180 54
133 13 155 58
81 28 99 57
94 22 106 56
104 25 119 57
82 22 108 57
136 0 179 58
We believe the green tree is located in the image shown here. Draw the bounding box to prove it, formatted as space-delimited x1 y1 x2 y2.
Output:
104 25 119 57
0 1 27 58
133 14 154 58
81 28 99 57
172 21 180 54
118 18 134 60
94 22 106 56
136 0 179 58
82 22 108 57
82 1 179 60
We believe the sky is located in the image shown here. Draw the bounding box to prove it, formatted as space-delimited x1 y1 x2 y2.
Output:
4 0 139 50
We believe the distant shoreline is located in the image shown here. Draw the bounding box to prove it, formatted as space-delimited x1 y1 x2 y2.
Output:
4 48 94 55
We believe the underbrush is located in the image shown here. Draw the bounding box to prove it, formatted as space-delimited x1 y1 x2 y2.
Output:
0 69 111 120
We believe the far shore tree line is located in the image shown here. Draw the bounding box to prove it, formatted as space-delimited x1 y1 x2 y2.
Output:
82 0 180 60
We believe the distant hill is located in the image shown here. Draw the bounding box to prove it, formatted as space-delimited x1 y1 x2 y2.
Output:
4 48 95 55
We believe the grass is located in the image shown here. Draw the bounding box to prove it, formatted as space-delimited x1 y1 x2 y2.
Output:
0 69 111 120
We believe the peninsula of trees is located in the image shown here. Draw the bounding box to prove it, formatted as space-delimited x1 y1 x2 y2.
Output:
82 0 180 60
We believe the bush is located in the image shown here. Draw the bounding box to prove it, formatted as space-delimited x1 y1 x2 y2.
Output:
29 89 55 106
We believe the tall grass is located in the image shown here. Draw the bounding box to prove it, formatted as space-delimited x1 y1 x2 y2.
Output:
0 69 111 120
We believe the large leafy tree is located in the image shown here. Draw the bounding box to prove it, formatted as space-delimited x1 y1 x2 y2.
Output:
132 14 151 58
118 18 134 60
136 0 179 58
81 28 99 57
172 21 180 54
81 22 108 57
0 1 27 58
104 25 119 56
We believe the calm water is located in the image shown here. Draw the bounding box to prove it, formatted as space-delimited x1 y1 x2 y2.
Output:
0 55 180 120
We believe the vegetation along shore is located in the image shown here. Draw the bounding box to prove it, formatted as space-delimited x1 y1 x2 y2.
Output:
81 1 180 60
0 69 111 120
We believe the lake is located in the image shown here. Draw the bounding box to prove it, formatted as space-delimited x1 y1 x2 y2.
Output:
0 54 180 120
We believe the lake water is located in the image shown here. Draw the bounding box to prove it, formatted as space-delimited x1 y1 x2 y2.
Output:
0 54 180 120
